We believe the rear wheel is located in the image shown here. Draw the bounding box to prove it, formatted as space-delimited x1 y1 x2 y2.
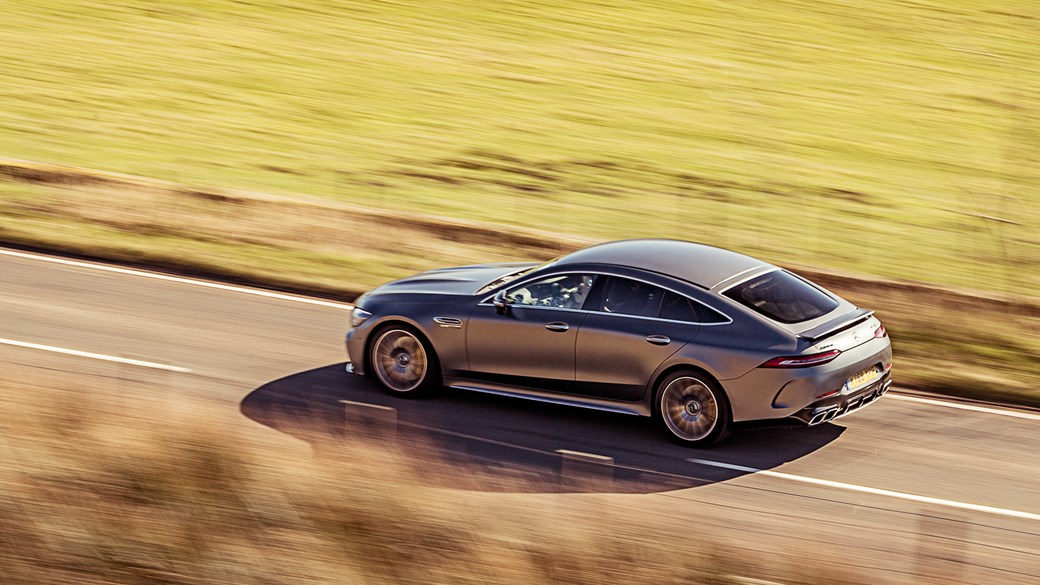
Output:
655 370 731 446
369 326 438 395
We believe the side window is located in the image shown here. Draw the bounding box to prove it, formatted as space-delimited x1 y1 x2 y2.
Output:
508 274 597 309
599 277 663 317
659 291 729 323
659 291 697 322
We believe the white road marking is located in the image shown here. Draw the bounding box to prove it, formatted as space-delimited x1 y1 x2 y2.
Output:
688 458 1040 522
339 400 396 412
0 337 192 373
556 449 614 462
0 248 353 310
888 394 1040 421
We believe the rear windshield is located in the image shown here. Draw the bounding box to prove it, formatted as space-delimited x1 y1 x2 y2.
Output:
723 270 838 324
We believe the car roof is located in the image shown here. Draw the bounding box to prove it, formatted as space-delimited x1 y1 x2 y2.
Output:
554 239 770 289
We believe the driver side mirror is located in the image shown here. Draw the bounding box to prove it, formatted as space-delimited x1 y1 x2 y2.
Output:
493 289 514 315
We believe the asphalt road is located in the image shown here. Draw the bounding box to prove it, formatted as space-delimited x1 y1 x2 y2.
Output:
2 248 1038 583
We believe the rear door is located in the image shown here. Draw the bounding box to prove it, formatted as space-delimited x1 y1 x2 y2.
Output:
574 277 700 401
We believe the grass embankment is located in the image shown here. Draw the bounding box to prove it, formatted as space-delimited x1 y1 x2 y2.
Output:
1 0 1037 292
0 373 870 585
1 1 1038 403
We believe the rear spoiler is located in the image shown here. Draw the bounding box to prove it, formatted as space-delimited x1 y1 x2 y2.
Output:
797 308 875 342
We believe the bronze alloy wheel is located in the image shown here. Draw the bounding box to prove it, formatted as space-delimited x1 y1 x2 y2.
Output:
657 372 731 446
371 328 431 393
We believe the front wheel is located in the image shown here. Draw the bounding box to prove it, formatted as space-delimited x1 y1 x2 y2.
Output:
655 371 732 446
369 326 438 395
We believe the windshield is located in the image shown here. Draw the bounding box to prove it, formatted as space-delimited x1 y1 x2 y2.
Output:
475 259 556 295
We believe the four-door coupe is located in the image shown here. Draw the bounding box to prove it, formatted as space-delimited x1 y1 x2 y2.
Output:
344 239 892 445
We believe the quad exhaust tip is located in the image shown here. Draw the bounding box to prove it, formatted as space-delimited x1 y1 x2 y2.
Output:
808 407 840 425
805 380 892 426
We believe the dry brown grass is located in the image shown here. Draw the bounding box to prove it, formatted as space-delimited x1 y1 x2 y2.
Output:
0 368 883 585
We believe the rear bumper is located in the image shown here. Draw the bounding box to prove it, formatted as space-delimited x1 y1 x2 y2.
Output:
791 372 892 426
726 336 892 422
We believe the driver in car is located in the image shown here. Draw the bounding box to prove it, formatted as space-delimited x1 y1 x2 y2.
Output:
557 274 595 309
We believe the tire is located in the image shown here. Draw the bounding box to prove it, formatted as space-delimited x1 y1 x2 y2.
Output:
368 325 439 395
654 370 732 446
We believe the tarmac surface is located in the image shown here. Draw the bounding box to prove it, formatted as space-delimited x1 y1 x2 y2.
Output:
2 248 1037 583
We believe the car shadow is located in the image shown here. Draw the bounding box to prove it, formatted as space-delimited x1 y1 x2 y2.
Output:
241 363 845 494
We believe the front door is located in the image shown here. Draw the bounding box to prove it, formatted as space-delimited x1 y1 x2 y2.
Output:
464 273 597 389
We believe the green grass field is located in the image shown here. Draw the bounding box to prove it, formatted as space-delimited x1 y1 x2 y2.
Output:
1 1 1039 404
2 0 1038 294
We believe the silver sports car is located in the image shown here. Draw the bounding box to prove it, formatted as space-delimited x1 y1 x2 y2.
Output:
345 239 892 446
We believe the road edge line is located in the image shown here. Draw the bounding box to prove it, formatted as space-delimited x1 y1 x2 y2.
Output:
0 337 192 373
688 458 1040 522
0 248 353 310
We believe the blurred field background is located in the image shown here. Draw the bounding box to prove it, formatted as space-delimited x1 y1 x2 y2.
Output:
1 0 1038 402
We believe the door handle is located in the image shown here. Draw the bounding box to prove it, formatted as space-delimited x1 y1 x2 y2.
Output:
646 334 671 345
545 322 570 332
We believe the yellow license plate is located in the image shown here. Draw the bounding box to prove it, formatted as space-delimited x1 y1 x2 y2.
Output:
848 367 879 389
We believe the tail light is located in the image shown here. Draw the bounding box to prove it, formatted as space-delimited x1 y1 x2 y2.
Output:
760 350 841 368
874 323 887 338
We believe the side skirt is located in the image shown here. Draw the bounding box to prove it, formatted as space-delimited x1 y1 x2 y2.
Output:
444 377 651 417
